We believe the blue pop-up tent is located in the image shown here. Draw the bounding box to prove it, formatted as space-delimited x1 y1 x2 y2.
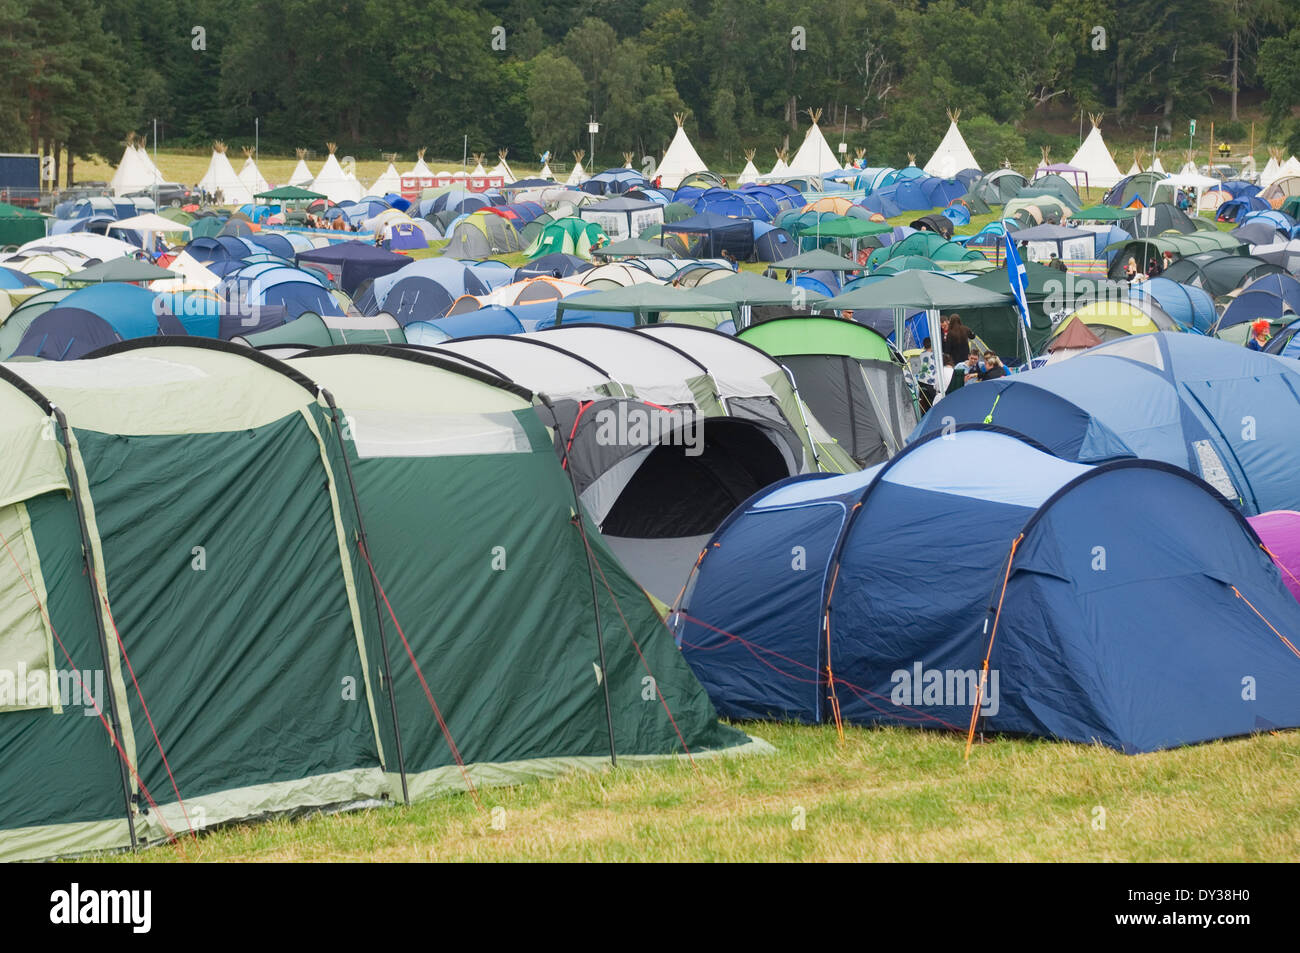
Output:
673 426 1300 753
911 332 1300 515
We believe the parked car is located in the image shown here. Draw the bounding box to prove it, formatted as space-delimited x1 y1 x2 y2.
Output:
125 182 195 207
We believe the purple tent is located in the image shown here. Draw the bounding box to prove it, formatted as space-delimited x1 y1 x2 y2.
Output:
1247 511 1300 603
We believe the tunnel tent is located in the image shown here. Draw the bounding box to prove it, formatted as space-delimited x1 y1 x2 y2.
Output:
737 316 917 467
672 425 1300 752
0 341 392 859
0 338 764 861
910 332 1300 516
637 323 857 474
286 345 759 800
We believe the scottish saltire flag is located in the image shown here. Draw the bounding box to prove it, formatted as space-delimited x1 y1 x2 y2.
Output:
1004 234 1031 328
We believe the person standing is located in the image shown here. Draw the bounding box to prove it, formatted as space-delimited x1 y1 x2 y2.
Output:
946 314 972 363
917 337 937 408
1247 319 1271 351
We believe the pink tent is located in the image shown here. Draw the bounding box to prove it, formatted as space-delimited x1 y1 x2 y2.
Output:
1248 510 1300 602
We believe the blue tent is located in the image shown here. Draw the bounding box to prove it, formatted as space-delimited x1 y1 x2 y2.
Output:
1216 273 1300 331
295 240 410 295
514 253 591 280
667 211 754 259
673 426 1300 752
1128 277 1216 333
1217 196 1270 223
751 221 795 261
911 332 1300 515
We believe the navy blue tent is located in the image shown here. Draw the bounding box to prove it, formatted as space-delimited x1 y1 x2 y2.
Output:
1216 273 1300 331
514 253 591 280
295 241 411 295
911 332 1300 515
673 426 1300 752
667 212 754 259
12 307 124 360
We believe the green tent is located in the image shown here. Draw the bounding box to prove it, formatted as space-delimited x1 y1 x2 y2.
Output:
0 340 762 861
738 316 917 466
964 260 1120 356
0 202 46 248
691 271 827 308
524 216 606 260
254 185 326 203
64 258 175 284
1074 205 1138 222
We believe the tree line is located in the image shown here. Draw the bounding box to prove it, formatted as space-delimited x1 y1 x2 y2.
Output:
0 0 1297 186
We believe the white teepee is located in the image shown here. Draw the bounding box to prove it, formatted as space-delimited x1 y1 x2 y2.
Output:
489 148 515 182
289 149 314 186
1151 155 1167 174
924 109 980 179
786 109 840 177
1282 155 1300 178
469 153 488 177
238 148 270 196
198 141 253 205
566 149 588 186
110 134 164 197
1260 149 1282 189
371 159 402 195
408 148 434 178
312 143 363 203
1068 114 1123 188
738 148 760 185
657 114 708 187
767 147 790 178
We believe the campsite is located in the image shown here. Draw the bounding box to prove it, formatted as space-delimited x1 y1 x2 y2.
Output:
0 1 1299 874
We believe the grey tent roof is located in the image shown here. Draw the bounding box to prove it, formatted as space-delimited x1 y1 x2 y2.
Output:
826 271 1012 310
690 270 827 307
65 257 174 283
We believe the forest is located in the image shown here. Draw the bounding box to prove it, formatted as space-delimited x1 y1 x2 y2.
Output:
1 0 1298 184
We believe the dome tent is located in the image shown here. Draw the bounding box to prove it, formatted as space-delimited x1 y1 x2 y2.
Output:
673 425 1300 753
911 332 1300 515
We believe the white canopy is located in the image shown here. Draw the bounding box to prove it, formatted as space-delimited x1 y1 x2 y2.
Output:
111 213 192 233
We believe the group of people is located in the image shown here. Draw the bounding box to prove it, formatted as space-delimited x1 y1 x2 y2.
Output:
1123 250 1176 283
915 314 1006 408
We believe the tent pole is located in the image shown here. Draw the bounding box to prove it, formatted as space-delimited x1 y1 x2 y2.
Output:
540 394 618 766
927 308 944 406
53 407 139 851
319 391 410 806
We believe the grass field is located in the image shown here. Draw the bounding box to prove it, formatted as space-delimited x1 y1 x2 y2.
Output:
100 723 1300 862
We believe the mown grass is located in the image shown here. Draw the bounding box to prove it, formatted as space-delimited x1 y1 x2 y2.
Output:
99 723 1300 862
